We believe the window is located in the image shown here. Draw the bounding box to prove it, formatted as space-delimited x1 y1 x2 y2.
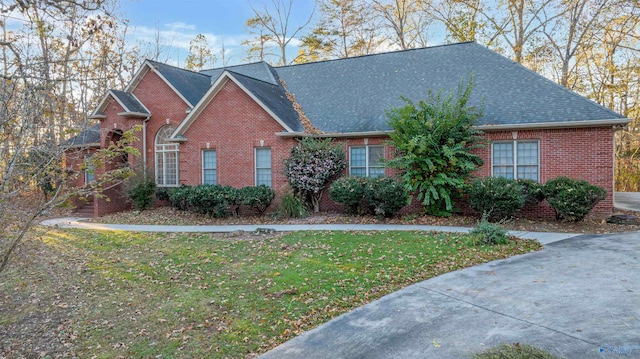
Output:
492 140 539 181
255 147 272 187
84 156 95 184
350 146 384 177
155 126 179 186
202 150 217 184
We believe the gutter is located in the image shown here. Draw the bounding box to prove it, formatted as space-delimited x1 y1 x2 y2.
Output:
275 118 631 138
118 111 150 118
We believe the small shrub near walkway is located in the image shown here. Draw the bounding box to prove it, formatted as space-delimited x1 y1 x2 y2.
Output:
1 229 540 358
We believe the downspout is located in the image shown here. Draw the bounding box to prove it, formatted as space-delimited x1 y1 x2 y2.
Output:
143 116 151 179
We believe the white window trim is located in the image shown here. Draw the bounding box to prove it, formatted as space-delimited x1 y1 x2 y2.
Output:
491 140 540 181
255 147 272 187
155 126 179 187
202 149 217 185
349 145 385 177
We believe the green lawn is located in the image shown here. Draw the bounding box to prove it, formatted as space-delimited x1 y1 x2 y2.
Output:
1 229 541 358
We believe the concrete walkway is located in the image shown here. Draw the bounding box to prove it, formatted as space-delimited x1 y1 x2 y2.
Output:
40 217 580 245
261 231 640 359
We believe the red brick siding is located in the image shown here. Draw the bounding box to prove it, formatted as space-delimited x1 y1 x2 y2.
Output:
473 128 615 218
179 79 297 194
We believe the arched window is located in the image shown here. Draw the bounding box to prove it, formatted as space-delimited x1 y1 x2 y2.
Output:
155 126 179 186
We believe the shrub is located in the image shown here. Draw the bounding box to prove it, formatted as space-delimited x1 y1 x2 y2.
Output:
468 177 525 222
275 191 309 219
517 179 545 205
125 176 156 211
363 177 409 218
155 187 172 202
188 184 238 218
168 185 191 211
240 185 275 215
329 176 366 214
386 76 483 215
284 137 346 212
469 216 510 245
543 177 606 221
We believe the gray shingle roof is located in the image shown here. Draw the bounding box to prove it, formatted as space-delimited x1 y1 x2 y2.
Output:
147 60 211 107
275 42 625 132
201 62 279 85
110 90 149 114
65 124 100 147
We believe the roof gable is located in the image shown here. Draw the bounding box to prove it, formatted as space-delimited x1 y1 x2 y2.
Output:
172 71 302 138
125 60 211 108
91 90 150 119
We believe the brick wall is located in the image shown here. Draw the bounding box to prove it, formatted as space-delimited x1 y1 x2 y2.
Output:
179 79 297 194
90 67 618 219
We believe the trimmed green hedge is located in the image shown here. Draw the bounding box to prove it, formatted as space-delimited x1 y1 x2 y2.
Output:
165 184 275 217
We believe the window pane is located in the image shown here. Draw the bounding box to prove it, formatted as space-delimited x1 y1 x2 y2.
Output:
351 168 366 177
493 143 513 165
256 148 271 187
368 146 384 166
494 166 514 179
517 165 538 181
156 154 164 185
203 169 216 184
256 169 272 187
165 152 177 185
369 167 385 178
517 142 538 165
256 148 271 168
350 147 366 167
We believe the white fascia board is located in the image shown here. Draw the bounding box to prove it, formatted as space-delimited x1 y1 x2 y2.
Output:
276 118 632 138
477 118 631 131
124 63 150 93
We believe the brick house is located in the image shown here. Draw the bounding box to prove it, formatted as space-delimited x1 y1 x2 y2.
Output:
67 42 629 218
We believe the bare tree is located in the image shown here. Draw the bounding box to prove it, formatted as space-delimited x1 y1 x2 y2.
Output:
185 34 216 71
373 0 430 49
0 0 138 273
248 0 314 65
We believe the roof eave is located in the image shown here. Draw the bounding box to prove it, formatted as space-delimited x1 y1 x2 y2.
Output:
90 114 106 119
63 142 101 150
477 118 631 131
117 111 150 118
275 118 631 138
276 130 392 138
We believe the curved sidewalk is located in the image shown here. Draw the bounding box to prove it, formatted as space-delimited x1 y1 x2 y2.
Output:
40 217 580 245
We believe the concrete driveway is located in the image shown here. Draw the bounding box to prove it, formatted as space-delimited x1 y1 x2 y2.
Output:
615 192 640 212
261 232 640 358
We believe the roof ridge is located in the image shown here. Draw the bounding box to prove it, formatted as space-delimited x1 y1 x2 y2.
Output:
277 41 477 69
226 69 280 87
146 59 212 79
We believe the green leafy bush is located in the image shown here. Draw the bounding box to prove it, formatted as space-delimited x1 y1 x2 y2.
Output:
468 177 525 222
155 187 172 202
386 76 483 215
543 177 606 221
240 185 275 215
469 216 510 245
329 176 366 214
168 185 191 211
517 179 545 205
125 176 156 211
275 191 309 219
363 177 409 218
